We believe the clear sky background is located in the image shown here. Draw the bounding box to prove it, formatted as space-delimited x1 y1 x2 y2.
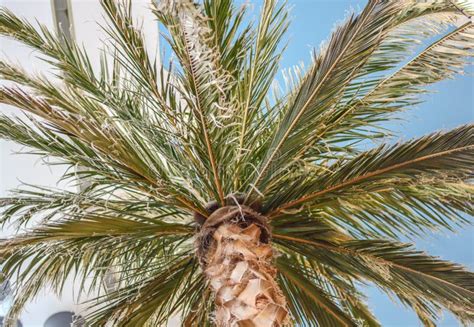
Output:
274 1 473 326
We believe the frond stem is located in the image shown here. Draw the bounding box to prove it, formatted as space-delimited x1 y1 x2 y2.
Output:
182 31 225 206
269 144 474 217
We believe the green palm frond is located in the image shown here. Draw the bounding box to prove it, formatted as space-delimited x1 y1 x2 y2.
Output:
0 0 472 325
0 7 209 215
268 124 473 238
278 258 359 327
246 0 400 197
279 253 381 326
327 21 474 147
153 0 235 204
0 183 185 228
0 211 192 322
244 1 472 200
85 255 199 326
233 0 289 182
273 236 474 324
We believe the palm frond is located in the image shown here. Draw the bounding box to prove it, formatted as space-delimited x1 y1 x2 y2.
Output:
153 0 235 203
277 258 358 327
234 0 289 183
1 225 191 324
0 9 209 215
273 235 474 324
0 7 98 88
0 184 185 228
244 1 472 200
85 255 201 326
246 0 401 197
202 0 251 79
268 124 473 237
0 115 205 224
324 20 474 148
279 256 381 327
0 87 195 205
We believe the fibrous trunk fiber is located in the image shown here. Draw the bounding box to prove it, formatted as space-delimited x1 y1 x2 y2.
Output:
197 206 288 327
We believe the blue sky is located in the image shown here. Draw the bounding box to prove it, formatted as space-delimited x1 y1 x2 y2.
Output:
278 1 473 326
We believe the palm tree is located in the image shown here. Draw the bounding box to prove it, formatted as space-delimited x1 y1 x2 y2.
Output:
0 0 473 325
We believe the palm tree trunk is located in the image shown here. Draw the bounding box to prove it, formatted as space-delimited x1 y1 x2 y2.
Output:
196 206 288 327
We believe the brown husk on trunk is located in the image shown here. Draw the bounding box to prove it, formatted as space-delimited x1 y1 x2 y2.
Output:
196 205 289 327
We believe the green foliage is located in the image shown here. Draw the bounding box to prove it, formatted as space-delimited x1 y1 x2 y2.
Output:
0 0 473 325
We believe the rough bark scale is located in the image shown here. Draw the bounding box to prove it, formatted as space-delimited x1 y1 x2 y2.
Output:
196 206 288 327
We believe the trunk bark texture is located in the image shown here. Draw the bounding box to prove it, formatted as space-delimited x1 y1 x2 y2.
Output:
196 206 288 327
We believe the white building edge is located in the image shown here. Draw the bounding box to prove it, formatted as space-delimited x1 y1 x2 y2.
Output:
0 1 174 326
